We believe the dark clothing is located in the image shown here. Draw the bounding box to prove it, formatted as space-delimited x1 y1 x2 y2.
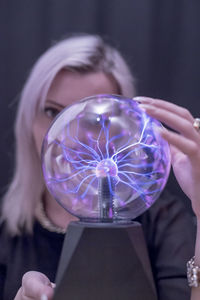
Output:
0 190 196 300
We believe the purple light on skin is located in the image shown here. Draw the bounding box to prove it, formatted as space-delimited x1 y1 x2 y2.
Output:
42 95 171 222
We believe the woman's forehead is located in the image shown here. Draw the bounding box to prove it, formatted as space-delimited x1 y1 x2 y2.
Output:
44 71 119 108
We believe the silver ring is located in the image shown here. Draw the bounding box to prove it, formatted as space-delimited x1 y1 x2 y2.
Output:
193 118 200 132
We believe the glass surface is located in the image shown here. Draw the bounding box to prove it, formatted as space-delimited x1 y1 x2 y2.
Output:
42 95 171 222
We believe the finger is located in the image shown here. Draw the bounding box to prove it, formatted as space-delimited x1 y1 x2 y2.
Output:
134 96 194 123
51 282 56 289
169 144 179 160
14 287 24 300
14 287 34 300
139 104 199 141
169 144 185 166
158 127 198 157
41 295 48 300
22 272 54 299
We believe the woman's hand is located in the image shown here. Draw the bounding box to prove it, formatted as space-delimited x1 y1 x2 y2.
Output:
134 96 200 218
14 271 55 300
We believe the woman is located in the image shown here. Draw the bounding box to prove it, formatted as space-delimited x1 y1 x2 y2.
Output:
0 34 199 300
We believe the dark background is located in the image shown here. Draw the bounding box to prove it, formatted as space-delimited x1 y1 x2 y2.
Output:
0 0 200 211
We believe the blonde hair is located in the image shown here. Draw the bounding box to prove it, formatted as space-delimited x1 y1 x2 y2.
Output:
1 34 136 235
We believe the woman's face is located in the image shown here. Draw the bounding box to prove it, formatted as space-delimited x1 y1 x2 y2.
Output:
33 70 119 156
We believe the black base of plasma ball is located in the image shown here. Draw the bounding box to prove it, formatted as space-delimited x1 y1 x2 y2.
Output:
54 221 157 300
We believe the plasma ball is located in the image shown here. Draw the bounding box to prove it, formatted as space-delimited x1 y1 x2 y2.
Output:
42 95 171 221
96 159 118 178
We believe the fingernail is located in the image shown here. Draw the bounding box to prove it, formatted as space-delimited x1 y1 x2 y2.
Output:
138 104 153 112
41 294 48 300
133 96 147 101
133 97 153 103
133 96 143 101
153 124 165 135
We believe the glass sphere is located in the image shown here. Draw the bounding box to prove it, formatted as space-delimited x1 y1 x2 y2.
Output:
42 94 171 222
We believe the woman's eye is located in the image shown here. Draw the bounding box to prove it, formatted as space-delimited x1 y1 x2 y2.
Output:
44 107 60 119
